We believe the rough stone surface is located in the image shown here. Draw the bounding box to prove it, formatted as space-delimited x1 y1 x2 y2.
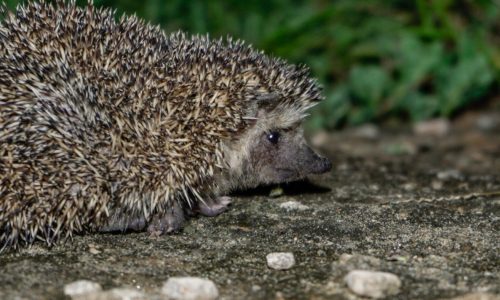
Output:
64 280 102 298
266 252 296 270
162 277 218 300
344 270 401 298
0 116 499 299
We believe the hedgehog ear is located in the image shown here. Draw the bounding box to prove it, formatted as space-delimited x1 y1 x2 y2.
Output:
246 92 280 121
253 92 280 114
256 93 278 108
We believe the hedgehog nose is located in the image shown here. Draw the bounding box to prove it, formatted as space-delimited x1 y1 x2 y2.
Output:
313 156 332 174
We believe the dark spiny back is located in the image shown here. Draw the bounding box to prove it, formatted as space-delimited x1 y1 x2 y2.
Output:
0 1 321 249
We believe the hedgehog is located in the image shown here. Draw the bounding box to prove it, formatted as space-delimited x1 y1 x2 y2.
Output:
0 0 332 250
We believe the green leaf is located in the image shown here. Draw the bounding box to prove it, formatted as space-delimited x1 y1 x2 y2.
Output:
349 65 390 106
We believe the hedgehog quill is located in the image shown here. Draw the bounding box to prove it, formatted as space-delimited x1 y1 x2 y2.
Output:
0 1 331 250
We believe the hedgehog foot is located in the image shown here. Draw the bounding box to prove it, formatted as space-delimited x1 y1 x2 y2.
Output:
196 196 232 217
99 214 147 233
147 203 186 236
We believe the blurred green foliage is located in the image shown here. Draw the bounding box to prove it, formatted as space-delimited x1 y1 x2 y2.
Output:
3 0 499 129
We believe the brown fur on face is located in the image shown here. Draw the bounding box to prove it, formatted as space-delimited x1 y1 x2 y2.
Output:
217 95 331 195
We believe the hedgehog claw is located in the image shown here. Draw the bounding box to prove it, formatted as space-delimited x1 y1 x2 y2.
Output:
197 196 232 217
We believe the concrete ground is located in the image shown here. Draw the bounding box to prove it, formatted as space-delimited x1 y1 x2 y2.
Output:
0 111 499 299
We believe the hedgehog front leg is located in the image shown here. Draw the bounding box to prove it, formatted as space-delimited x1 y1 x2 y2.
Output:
100 199 187 235
195 196 232 217
147 200 186 235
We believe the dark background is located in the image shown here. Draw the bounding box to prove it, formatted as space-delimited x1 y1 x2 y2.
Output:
4 0 499 130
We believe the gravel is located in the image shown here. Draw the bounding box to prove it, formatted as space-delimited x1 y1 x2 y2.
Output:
266 252 296 270
278 200 310 211
344 270 401 298
162 277 219 300
63 280 102 298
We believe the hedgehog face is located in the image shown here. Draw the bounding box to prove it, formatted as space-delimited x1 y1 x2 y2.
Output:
220 98 331 193
246 124 332 184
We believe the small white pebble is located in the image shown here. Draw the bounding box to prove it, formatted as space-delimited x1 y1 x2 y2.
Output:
344 270 401 298
88 247 101 255
451 292 500 300
279 201 309 211
266 252 296 270
437 169 463 181
106 288 146 300
162 277 219 300
338 253 353 264
70 288 146 300
251 285 261 292
476 114 498 132
414 118 450 136
352 124 380 140
64 280 102 298
275 291 285 300
402 182 416 191
432 180 443 190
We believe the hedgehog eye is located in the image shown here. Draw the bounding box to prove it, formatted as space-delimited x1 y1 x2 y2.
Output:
266 131 280 144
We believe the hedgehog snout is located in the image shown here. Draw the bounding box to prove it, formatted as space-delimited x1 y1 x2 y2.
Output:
310 155 332 174
304 146 332 175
